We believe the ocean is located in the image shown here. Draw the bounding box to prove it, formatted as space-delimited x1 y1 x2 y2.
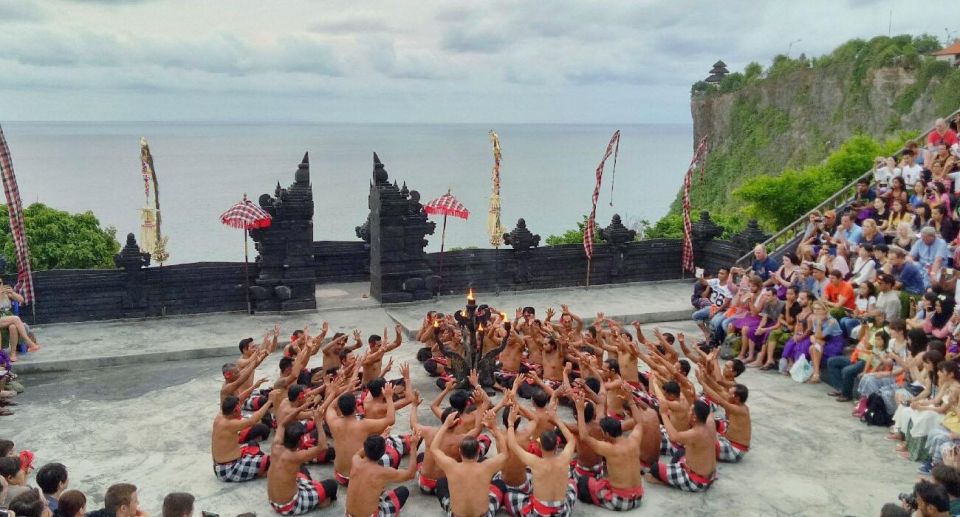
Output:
1 122 693 264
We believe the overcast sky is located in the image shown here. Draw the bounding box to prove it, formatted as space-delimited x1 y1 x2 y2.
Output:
0 0 956 123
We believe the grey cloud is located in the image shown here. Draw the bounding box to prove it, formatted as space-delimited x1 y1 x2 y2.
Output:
0 30 343 77
0 0 46 23
364 37 463 80
440 28 512 53
308 15 394 35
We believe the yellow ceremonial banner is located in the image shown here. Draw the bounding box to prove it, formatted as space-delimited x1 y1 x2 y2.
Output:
487 131 504 247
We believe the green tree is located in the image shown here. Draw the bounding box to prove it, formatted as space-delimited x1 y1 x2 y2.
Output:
690 80 711 95
743 62 763 82
0 203 121 270
545 215 605 246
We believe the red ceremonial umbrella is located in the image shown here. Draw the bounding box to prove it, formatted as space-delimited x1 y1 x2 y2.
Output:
424 189 470 295
220 194 272 314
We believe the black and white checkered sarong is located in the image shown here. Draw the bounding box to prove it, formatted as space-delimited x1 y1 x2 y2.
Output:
495 470 533 517
213 452 267 482
716 435 748 463
270 477 321 515
652 459 715 493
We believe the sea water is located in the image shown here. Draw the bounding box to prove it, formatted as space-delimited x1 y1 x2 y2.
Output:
1 122 692 263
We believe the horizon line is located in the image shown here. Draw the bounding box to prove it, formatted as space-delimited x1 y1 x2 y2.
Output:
1 120 694 127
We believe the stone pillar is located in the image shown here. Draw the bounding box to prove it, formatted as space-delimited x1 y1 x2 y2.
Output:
249 153 317 312
367 153 438 302
114 233 151 317
503 218 540 284
599 214 636 277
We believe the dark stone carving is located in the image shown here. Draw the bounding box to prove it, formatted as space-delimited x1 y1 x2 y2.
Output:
733 219 770 254
600 214 636 276
249 152 317 312
114 233 150 315
367 153 437 302
355 217 370 243
504 218 540 283
692 211 724 242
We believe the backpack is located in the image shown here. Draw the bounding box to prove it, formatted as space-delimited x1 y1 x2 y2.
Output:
861 393 892 426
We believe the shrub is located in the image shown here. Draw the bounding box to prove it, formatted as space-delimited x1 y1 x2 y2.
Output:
0 203 120 270
545 215 605 246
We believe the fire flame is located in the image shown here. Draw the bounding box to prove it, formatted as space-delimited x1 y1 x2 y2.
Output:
433 320 440 329
501 312 508 320
478 323 485 332
467 288 475 302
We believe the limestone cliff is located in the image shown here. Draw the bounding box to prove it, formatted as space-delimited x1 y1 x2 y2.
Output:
674 36 960 221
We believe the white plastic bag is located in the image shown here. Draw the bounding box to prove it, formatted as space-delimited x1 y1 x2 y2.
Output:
790 355 813 383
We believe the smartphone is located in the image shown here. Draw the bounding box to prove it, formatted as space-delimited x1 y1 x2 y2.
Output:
695 267 704 279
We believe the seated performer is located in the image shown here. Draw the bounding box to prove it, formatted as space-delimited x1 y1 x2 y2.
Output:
267 411 338 515
505 405 579 517
360 325 403 384
697 369 752 463
344 431 423 517
647 400 718 492
211 395 274 482
573 392 645 511
431 412 509 517
327 383 411 486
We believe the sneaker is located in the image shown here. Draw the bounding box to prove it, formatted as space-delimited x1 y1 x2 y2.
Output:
919 462 933 475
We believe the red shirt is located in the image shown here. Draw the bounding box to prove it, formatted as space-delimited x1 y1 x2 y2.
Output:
928 129 958 148
824 281 856 310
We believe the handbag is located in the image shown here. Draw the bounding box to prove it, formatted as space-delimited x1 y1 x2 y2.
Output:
790 355 814 383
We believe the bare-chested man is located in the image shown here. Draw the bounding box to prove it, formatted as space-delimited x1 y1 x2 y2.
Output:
506 405 579 517
495 323 525 389
431 411 509 517
647 400 718 492
211 395 274 482
361 366 414 420
267 411 338 515
697 369 752 463
573 392 644 511
361 325 403 385
327 383 412 486
565 397 604 482
650 376 691 457
345 430 423 517
321 330 358 372
220 347 269 402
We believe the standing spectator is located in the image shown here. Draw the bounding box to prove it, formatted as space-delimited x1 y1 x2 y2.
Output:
901 149 923 186
86 484 146 517
161 493 194 517
57 490 87 517
36 463 68 512
751 245 778 283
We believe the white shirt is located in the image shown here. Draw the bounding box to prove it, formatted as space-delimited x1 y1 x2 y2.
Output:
901 164 922 185
850 257 877 285
707 278 732 308
874 166 899 184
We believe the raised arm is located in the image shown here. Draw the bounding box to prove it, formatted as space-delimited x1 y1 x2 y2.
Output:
361 382 397 432
506 406 540 466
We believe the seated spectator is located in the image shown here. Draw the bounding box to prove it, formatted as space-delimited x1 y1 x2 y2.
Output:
832 212 864 249
801 211 829 247
871 200 889 230
892 221 918 250
0 456 29 507
874 156 898 184
0 281 41 363
886 176 910 209
874 274 904 322
851 180 877 223
861 219 886 248
86 483 144 517
818 245 850 278
851 245 878 285
883 197 912 235
751 245 778 283
911 182 928 209
925 182 952 215
8 489 51 517
768 252 800 298
930 464 960 515
913 479 951 516
162 493 194 517
911 227 950 285
57 490 87 517
35 462 68 512
779 290 815 373
807 301 845 384
914 204 933 232
839 281 877 338
887 246 926 296
923 296 957 342
857 320 909 403
929 205 957 243
823 270 856 313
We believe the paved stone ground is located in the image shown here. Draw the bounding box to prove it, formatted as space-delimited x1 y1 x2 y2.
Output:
4 281 920 516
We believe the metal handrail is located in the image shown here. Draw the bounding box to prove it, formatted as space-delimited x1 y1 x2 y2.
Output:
734 107 960 267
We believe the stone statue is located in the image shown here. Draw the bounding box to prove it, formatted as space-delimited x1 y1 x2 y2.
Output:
600 214 636 276
504 218 540 283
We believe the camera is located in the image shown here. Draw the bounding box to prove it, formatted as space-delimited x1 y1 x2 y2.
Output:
863 316 876 325
899 491 917 510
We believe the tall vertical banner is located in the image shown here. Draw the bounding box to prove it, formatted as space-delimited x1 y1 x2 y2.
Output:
487 130 504 247
682 135 710 273
584 130 620 286
0 125 35 305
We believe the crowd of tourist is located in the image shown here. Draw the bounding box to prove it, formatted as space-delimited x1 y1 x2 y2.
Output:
0 278 41 417
684 116 960 516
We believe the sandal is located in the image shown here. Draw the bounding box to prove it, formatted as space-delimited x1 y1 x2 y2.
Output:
836 396 852 402
807 375 821 384
827 391 842 397
0 408 11 416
